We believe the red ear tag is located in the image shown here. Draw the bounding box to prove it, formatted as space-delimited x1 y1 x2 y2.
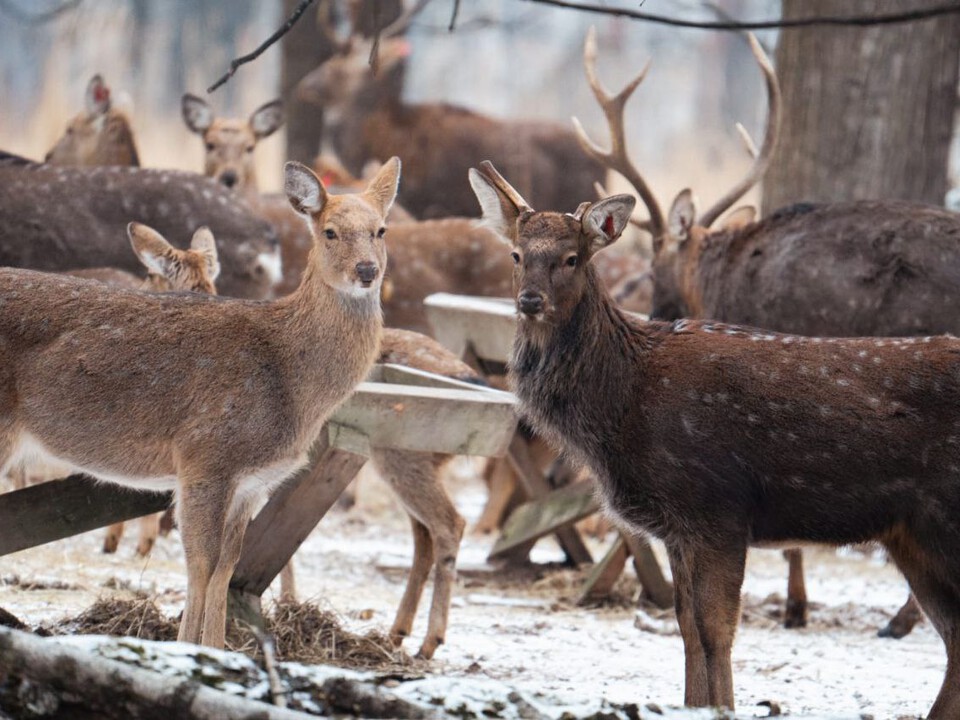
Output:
603 214 615 236
94 84 110 105
320 172 336 188
395 39 413 58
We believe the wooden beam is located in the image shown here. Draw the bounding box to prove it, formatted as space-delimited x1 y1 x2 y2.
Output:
576 537 629 605
230 434 368 598
488 479 599 562
623 534 673 609
0 475 171 557
424 293 516 364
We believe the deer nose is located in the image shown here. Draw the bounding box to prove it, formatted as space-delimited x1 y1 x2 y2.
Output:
221 170 238 188
518 291 544 316
355 261 379 285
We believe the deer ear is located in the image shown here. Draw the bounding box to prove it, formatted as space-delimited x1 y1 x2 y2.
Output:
667 189 697 245
181 93 213 134
285 161 328 216
721 205 757 231
127 222 176 277
249 99 284 139
469 161 532 244
190 227 221 282
363 156 401 217
583 194 636 253
85 74 111 116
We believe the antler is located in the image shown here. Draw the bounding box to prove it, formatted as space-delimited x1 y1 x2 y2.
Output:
381 0 432 38
573 26 665 245
316 0 354 54
697 33 781 229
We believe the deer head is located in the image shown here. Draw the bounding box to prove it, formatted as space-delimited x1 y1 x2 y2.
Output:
127 223 221 294
45 75 140 167
470 160 635 333
181 94 284 191
573 28 779 320
284 156 400 296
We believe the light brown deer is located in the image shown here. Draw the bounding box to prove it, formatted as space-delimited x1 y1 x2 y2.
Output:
0 159 399 648
45 75 140 167
576 28 942 638
470 160 960 719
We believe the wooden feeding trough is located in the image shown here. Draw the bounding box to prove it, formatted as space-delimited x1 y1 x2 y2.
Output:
424 292 673 609
0 363 519 621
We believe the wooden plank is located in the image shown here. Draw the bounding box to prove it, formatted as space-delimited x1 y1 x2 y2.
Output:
424 293 517 363
0 475 171 557
624 533 674 609
376 363 512 395
231 433 368 597
488 480 599 561
329 381 517 458
504 436 594 565
576 537 629 605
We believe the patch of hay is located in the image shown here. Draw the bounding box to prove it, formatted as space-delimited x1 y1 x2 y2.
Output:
48 597 179 641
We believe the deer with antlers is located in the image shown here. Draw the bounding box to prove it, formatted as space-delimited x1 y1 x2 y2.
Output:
0 159 400 647
470 159 960 719
575 28 956 638
296 0 606 219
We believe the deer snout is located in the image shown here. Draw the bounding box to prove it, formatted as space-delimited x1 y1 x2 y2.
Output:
355 261 379 286
220 170 239 188
518 291 545 316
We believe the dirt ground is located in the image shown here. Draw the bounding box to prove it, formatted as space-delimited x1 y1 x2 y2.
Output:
0 461 944 719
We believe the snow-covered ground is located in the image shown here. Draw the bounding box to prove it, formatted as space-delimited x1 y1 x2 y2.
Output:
0 462 943 719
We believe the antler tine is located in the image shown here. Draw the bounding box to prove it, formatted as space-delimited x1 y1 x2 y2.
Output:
698 32 782 229
316 0 353 54
479 160 533 212
573 26 665 242
735 122 759 159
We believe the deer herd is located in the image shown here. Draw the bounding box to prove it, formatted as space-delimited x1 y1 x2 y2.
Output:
1 4 959 717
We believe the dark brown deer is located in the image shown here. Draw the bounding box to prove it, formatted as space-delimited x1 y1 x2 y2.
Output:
296 1 605 219
0 152 281 299
576 28 945 637
470 160 960 718
45 74 140 167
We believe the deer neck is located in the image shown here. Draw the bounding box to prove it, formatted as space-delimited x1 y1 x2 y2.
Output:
510 267 657 468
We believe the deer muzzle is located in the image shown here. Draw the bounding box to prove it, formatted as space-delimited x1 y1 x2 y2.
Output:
355 261 379 287
518 291 545 317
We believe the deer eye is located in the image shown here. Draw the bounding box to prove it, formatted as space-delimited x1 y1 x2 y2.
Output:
324 229 337 240
377 227 386 238
245 146 254 154
205 142 215 152
510 251 520 265
565 255 578 267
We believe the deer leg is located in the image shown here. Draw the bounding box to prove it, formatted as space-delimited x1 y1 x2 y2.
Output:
176 478 228 646
878 592 924 639
472 457 516 535
102 522 125 554
391 516 433 647
279 561 297 603
782 548 808 628
136 513 161 556
690 542 747 710
667 543 708 707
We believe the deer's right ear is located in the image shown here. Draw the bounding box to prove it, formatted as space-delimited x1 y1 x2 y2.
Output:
85 74 111 116
667 189 697 247
285 161 327 216
190 227 221 282
181 93 213 134
363 156 401 216
468 161 531 243
721 205 757 231
127 222 176 277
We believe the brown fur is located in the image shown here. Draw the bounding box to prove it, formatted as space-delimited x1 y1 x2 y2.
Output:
297 38 604 219
0 160 399 648
471 162 960 718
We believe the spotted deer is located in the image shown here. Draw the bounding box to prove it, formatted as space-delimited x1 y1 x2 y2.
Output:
0 152 281 300
0 159 399 648
577 27 959 637
470 160 960 719
296 0 605 219
45 74 140 167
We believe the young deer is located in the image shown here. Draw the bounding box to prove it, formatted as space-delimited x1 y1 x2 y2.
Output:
0 159 400 648
470 160 960 718
45 75 140 167
578 27 955 635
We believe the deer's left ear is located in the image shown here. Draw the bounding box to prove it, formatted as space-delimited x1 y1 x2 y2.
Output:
583 194 636 254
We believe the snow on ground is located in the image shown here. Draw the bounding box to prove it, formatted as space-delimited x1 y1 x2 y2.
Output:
0 462 944 719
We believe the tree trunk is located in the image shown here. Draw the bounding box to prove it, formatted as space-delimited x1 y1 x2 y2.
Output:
761 0 960 212
281 0 403 165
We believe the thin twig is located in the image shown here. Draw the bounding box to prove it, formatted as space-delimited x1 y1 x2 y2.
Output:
0 0 81 24
254 629 288 709
207 0 317 94
449 0 461 31
522 0 960 30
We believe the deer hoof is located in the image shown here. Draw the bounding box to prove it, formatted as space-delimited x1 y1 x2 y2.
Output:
783 599 808 629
